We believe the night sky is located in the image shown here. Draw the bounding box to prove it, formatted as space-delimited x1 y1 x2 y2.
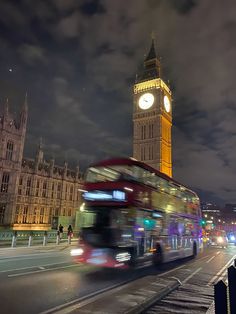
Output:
0 0 235 206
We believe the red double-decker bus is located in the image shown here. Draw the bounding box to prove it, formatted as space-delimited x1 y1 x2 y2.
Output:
71 158 202 268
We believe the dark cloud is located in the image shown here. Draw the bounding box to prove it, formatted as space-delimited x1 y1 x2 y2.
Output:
0 0 236 205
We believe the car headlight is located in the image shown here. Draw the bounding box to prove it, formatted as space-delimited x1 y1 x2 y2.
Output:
217 237 223 243
230 235 235 241
70 248 84 256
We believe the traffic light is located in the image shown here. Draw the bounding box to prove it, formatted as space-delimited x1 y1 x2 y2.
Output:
201 219 206 226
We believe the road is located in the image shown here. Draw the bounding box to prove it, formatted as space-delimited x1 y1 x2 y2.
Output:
0 245 235 314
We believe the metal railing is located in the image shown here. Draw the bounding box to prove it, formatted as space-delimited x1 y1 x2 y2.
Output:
214 259 236 314
0 230 78 248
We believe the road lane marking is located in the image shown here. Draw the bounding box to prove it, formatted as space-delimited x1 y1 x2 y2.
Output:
216 251 221 255
8 264 78 277
0 252 68 262
0 261 74 273
158 264 186 277
182 267 202 284
206 255 216 263
207 254 236 286
196 254 211 261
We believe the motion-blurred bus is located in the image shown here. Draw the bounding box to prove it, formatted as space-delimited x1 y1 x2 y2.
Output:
71 158 202 268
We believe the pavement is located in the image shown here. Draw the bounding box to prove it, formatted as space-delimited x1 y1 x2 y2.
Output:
0 241 77 259
50 275 181 314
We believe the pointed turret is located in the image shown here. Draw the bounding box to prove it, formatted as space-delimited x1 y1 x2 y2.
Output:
144 38 157 62
35 137 44 164
136 36 161 83
49 156 55 176
20 92 28 128
3 98 9 118
76 165 80 180
63 161 68 179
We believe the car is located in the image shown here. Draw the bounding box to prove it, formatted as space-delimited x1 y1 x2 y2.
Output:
227 232 236 245
208 230 228 248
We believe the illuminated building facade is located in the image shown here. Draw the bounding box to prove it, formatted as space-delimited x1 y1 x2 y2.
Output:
133 39 172 177
0 99 83 230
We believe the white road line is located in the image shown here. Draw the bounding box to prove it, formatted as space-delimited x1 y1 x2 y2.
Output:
207 254 236 286
206 255 216 263
216 251 221 255
0 261 74 273
196 254 211 261
8 264 77 277
158 264 186 277
0 252 67 262
182 267 202 284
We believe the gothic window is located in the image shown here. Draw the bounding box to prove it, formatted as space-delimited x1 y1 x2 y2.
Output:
40 208 44 223
68 208 72 216
18 176 23 195
51 183 54 198
141 125 146 140
42 181 47 198
15 205 20 223
33 208 37 223
44 208 49 224
26 178 31 196
70 186 73 201
1 172 10 193
0 204 6 224
6 141 14 160
22 206 28 223
36 180 40 197
49 207 53 223
55 208 59 216
149 123 154 138
57 183 61 199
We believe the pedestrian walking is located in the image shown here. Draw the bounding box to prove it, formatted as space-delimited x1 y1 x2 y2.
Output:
67 225 73 244
58 224 63 239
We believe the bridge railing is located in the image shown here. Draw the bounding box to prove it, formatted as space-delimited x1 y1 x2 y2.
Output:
214 259 236 314
0 230 78 248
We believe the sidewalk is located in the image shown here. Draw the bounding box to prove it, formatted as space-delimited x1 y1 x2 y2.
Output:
0 241 77 258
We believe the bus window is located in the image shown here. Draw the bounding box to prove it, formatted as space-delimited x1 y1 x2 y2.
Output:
158 178 169 193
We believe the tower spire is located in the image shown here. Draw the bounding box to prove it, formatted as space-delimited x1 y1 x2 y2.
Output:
20 92 28 128
4 98 9 117
136 36 161 83
144 35 157 62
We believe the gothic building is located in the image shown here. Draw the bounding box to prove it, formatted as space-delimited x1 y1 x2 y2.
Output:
0 98 83 230
133 39 172 177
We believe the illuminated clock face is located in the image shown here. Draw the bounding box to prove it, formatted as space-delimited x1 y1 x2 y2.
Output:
138 93 154 110
163 95 171 113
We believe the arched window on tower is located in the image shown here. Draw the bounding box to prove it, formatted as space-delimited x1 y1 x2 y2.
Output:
6 141 14 160
1 173 10 193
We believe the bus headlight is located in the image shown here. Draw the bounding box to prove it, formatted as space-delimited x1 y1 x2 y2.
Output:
70 248 84 256
115 252 131 262
217 237 223 243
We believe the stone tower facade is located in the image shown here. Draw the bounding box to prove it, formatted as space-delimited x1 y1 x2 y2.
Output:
0 97 27 226
0 98 83 230
133 39 172 177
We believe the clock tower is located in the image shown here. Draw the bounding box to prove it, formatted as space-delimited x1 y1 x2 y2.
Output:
133 39 172 177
